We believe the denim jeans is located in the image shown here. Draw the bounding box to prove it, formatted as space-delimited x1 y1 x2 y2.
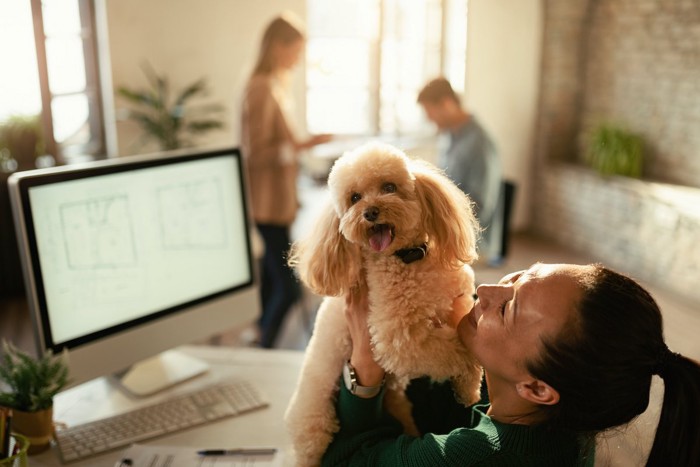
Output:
256 224 301 348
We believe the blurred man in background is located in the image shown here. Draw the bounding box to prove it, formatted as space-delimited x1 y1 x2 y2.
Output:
418 77 504 266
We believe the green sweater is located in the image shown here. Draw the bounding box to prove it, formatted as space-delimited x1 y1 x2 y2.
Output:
321 378 594 466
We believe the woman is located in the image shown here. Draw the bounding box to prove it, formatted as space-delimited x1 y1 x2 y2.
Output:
241 13 330 348
323 263 700 466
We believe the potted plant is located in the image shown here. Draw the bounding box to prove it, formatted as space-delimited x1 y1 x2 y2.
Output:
0 114 45 172
116 64 225 151
0 340 69 454
585 123 644 178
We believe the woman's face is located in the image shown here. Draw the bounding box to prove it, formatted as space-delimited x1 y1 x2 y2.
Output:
458 263 590 384
275 39 304 70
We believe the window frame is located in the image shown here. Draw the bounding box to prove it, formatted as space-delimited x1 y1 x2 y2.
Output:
30 0 106 164
305 0 467 137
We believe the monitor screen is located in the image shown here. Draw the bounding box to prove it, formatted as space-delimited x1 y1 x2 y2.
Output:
8 147 260 394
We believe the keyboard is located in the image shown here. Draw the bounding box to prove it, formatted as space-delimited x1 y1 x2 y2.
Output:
54 379 268 463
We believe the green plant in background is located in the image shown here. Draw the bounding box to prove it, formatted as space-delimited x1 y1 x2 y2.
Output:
117 64 225 151
586 123 644 178
0 114 45 171
0 340 69 412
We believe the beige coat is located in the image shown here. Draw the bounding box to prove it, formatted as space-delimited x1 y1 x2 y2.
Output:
241 74 299 226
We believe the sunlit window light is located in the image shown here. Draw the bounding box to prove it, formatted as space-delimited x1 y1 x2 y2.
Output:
306 0 468 137
0 1 42 122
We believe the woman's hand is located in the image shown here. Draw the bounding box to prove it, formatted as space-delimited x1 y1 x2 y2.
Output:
345 277 385 391
309 133 333 146
297 134 333 151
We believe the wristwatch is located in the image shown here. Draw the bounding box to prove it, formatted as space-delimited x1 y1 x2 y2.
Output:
343 360 384 398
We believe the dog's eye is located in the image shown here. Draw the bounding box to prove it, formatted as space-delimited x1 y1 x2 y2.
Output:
382 182 397 194
350 193 362 204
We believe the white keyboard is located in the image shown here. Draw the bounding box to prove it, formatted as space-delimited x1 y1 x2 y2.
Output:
54 379 268 463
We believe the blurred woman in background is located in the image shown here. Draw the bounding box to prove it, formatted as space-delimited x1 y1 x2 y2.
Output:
241 13 330 348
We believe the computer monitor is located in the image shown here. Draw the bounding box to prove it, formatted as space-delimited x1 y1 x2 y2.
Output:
8 147 260 397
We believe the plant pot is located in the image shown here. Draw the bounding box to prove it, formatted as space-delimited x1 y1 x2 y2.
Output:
0 433 29 467
11 407 54 455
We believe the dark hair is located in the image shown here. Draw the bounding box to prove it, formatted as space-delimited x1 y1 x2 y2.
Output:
416 77 461 105
253 13 305 75
526 265 700 466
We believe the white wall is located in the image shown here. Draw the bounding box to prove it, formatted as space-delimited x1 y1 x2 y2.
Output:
105 0 306 156
465 0 542 230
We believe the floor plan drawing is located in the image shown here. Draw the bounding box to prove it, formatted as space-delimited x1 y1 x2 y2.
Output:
60 195 137 270
157 178 227 250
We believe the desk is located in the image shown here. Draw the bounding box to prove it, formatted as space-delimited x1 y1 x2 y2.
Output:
30 346 304 466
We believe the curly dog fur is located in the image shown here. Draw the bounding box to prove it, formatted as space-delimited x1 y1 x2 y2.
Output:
284 142 482 466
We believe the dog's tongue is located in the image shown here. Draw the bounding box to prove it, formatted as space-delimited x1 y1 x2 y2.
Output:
369 225 392 252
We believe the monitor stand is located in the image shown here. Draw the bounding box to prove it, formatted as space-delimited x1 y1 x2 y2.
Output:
111 349 210 398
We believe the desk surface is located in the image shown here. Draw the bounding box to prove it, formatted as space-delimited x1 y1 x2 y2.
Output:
30 345 304 467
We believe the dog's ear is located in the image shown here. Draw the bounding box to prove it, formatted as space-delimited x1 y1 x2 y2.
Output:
412 161 480 267
288 201 361 296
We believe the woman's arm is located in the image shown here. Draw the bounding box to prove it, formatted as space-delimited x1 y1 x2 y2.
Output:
294 133 333 152
241 78 289 169
322 279 491 466
344 279 385 390
324 381 496 467
242 76 331 167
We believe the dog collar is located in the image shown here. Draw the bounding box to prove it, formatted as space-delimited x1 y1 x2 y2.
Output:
394 243 428 264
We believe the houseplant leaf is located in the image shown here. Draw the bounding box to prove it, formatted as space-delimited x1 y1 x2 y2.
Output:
0 340 69 412
116 65 224 151
586 123 644 178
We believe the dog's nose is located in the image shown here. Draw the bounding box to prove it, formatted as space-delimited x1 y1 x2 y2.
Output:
364 206 379 222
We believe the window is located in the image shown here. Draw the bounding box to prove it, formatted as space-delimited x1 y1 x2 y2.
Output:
0 2 42 122
0 0 105 165
306 0 468 136
34 0 106 162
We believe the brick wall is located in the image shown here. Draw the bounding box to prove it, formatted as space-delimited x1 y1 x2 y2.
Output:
581 0 700 186
536 165 700 301
533 0 700 302
534 0 592 164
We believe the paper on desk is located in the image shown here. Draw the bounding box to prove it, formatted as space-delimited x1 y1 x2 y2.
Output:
116 443 284 466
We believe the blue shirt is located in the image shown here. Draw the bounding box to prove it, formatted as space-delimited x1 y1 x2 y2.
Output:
438 116 503 258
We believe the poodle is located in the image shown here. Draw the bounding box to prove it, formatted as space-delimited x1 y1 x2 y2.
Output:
284 142 483 466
